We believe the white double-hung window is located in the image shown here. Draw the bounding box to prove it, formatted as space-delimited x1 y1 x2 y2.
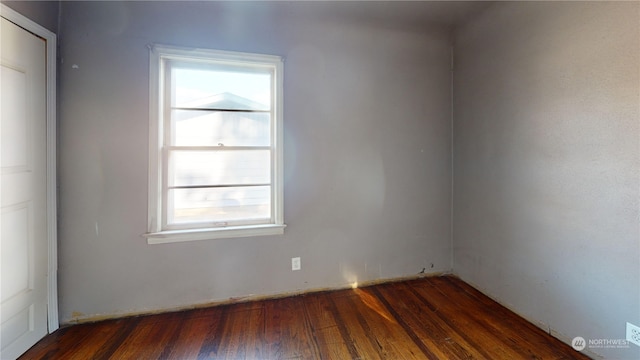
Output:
146 45 285 244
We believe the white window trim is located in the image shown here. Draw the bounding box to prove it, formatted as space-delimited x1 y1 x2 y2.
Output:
145 44 285 244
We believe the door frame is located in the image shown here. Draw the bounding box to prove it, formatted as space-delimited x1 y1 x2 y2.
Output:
1 3 58 332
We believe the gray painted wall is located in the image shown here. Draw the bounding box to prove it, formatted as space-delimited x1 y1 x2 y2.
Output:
453 2 639 359
14 2 638 358
1 0 58 34
57 1 452 322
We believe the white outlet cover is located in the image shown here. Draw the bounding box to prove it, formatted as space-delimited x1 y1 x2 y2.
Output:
626 322 640 347
292 257 301 271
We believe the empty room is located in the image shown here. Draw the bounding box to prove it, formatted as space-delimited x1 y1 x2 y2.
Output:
1 0 638 359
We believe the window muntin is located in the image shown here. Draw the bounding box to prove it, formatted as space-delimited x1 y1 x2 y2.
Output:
147 45 284 243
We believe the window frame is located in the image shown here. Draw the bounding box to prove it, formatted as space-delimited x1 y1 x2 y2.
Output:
145 44 285 244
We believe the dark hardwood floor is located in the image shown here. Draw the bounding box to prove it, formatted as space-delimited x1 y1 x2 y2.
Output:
20 276 589 359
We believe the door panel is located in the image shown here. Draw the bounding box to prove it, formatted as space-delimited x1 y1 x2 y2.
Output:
0 17 48 360
1 204 31 302
1 65 28 169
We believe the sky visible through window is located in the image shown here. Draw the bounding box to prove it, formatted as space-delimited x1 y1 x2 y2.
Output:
174 68 271 108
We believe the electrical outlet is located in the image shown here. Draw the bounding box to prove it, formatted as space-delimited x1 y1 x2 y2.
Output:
627 322 640 347
291 257 301 271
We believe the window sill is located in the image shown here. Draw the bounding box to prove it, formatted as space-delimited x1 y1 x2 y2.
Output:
144 224 286 244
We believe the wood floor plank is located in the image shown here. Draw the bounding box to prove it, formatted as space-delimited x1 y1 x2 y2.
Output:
435 276 584 359
17 321 99 359
329 290 385 360
318 290 362 359
19 276 590 360
159 307 226 360
422 277 551 358
218 301 266 359
344 288 427 359
374 282 487 359
106 314 178 359
302 291 358 359
264 296 321 359
157 310 214 360
405 279 538 359
55 319 129 360
196 304 231 359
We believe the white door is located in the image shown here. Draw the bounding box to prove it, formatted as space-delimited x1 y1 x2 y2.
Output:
0 16 49 359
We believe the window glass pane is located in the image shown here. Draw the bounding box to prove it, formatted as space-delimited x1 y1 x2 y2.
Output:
169 186 271 225
172 68 271 110
170 150 270 187
172 110 270 147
